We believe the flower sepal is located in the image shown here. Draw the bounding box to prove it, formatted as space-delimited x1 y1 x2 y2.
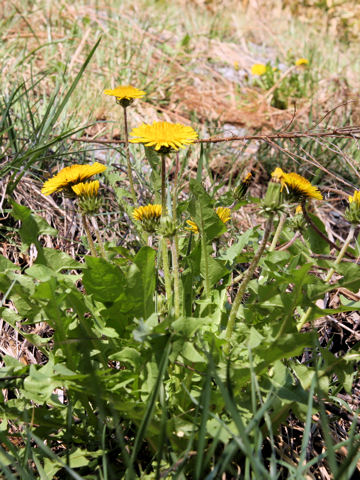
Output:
77 196 102 216
261 181 283 214
158 216 179 238
345 202 360 225
116 97 134 108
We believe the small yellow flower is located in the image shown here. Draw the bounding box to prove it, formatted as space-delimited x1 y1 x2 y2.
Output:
234 61 240 71
130 121 198 153
281 172 323 201
346 190 360 224
295 58 309 66
251 64 267 76
348 190 360 207
72 180 99 197
41 163 106 196
186 207 231 234
185 220 199 234
133 204 162 232
215 207 231 224
295 205 303 215
104 85 146 108
104 85 145 100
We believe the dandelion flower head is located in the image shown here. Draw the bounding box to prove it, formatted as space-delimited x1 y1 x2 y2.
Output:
133 204 162 222
348 190 360 207
295 58 309 66
41 163 106 196
133 204 162 233
185 220 199 234
215 207 231 224
129 121 198 152
281 172 323 201
186 207 231 234
251 64 267 76
103 85 145 101
72 180 99 197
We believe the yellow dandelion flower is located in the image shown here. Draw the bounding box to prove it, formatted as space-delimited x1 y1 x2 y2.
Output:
295 58 309 66
133 204 162 221
348 190 360 207
133 204 162 232
41 163 106 196
72 180 99 197
346 190 360 224
103 85 145 100
186 207 231 234
129 121 198 152
215 207 231 224
282 172 323 201
185 220 199 234
251 64 267 76
72 181 102 215
295 205 303 215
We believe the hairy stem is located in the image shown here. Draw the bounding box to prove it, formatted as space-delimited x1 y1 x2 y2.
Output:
302 201 355 259
161 237 172 311
81 214 97 257
171 152 181 317
161 154 167 214
172 236 181 318
269 212 286 251
91 216 106 259
123 106 137 205
224 214 273 353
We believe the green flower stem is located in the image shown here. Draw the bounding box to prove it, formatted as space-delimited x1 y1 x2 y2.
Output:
91 216 106 259
161 154 167 214
200 222 210 297
123 106 137 205
298 224 355 331
171 236 181 318
171 152 181 317
302 201 354 259
81 214 98 257
172 152 180 214
224 214 274 353
160 153 172 309
161 237 172 311
269 212 286 251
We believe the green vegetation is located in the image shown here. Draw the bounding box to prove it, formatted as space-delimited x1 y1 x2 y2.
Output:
0 1 359 478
